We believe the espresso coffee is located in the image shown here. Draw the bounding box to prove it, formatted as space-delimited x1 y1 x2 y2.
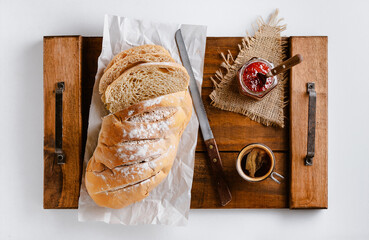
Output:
236 143 283 184
240 148 272 178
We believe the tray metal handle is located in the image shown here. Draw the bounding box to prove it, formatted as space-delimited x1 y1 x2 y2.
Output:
305 82 316 166
55 82 65 164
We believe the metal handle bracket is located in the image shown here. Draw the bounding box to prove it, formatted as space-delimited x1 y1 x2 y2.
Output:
305 82 316 166
55 82 65 164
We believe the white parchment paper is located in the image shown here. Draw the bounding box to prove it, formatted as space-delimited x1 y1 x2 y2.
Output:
78 15 207 225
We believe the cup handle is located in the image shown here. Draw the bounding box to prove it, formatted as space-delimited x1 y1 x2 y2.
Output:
270 172 284 184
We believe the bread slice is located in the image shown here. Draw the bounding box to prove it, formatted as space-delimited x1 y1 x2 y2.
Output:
99 53 176 101
104 62 190 113
104 45 171 73
85 143 176 206
86 163 171 209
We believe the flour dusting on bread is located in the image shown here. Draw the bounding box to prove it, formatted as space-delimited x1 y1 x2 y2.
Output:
85 45 192 209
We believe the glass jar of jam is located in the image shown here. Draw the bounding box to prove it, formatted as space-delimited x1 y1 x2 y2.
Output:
237 58 278 100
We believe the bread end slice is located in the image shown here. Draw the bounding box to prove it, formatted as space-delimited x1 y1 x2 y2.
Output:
104 45 171 73
105 62 189 113
99 53 176 100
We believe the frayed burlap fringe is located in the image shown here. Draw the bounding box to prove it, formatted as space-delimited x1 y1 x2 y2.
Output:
209 9 288 128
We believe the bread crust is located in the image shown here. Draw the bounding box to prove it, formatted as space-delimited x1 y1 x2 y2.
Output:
85 91 192 209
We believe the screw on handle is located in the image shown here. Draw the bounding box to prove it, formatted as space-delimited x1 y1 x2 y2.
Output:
55 82 65 164
305 82 316 166
267 54 303 77
204 138 232 206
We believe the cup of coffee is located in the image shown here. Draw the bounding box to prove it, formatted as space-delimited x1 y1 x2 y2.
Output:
236 143 284 183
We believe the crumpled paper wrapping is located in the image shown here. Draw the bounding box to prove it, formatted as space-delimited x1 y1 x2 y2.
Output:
78 15 207 226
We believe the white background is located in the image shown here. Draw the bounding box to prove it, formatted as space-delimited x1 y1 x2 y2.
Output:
1 0 368 239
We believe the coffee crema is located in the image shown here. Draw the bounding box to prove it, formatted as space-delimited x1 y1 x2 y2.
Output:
236 143 284 184
240 148 271 178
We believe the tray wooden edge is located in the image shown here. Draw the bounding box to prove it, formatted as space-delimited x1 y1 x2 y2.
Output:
43 35 328 210
289 36 328 209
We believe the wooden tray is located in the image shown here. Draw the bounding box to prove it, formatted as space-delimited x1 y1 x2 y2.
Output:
43 36 327 209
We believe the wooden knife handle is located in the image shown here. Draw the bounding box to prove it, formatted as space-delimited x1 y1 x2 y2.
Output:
268 54 303 77
204 138 232 206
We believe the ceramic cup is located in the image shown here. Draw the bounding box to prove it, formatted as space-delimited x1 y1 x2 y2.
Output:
236 143 284 184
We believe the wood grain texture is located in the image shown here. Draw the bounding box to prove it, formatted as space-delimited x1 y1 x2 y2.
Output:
191 151 289 208
197 88 289 152
44 36 82 208
81 37 103 156
289 36 328 209
197 37 289 151
43 36 327 209
202 37 243 88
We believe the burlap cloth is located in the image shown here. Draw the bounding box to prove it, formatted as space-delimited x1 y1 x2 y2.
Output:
210 10 287 128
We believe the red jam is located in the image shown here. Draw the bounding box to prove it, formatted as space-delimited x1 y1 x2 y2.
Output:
242 62 273 92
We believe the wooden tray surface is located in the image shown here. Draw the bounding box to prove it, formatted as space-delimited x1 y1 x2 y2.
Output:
43 36 327 209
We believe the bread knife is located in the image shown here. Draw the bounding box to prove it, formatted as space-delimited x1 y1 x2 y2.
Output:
175 29 232 206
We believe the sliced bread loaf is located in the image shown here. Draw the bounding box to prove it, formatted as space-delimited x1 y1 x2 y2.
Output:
104 62 189 113
85 91 193 209
99 53 176 101
104 45 171 73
